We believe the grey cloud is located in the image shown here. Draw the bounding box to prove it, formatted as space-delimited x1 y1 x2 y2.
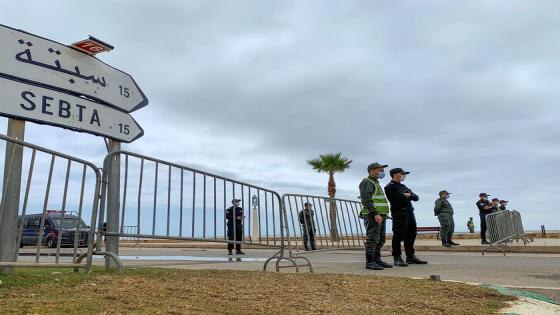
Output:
1 1 559 230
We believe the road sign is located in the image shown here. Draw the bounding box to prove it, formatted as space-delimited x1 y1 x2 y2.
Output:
0 77 143 143
71 36 114 55
0 24 147 113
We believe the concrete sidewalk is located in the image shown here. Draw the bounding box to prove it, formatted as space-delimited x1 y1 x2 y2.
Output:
116 236 560 254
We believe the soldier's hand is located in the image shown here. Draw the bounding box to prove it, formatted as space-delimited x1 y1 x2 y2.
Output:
374 214 382 224
403 192 412 198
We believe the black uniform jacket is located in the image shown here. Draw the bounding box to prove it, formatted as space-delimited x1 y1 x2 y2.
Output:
226 206 243 226
476 199 493 215
384 180 419 216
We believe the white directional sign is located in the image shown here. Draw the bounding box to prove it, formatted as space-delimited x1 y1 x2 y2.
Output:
0 24 147 113
0 78 143 143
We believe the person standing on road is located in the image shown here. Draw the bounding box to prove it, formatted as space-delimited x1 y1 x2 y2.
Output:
491 198 500 212
434 190 459 247
226 199 245 255
476 193 493 245
384 168 427 267
467 217 475 233
499 200 508 211
298 202 317 251
359 162 392 270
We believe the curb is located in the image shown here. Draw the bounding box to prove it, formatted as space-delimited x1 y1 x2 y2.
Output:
480 284 560 314
118 241 560 254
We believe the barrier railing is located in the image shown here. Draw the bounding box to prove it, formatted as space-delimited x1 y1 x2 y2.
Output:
482 209 530 255
0 134 105 272
98 151 310 272
121 225 139 241
510 210 532 245
282 194 367 255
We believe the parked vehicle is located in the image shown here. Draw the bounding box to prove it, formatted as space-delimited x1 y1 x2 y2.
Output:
18 210 89 248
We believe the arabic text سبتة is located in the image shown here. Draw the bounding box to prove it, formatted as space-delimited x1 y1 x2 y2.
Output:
15 39 107 87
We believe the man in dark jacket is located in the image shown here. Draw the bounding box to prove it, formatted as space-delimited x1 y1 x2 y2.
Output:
434 190 459 247
499 200 509 211
476 193 493 245
298 202 317 251
226 199 245 255
384 168 427 267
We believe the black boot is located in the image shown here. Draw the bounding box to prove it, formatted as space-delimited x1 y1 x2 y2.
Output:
375 252 393 268
393 256 408 267
481 240 489 245
366 253 383 270
311 244 317 251
407 255 428 264
442 238 451 247
448 238 460 246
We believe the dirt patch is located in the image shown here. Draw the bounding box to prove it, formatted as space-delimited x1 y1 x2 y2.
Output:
0 268 513 314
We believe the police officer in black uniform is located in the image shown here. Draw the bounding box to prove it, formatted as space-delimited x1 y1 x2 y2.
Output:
226 199 245 255
384 168 427 267
298 202 317 251
476 193 493 244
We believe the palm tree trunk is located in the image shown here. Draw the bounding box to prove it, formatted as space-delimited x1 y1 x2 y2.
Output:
328 173 339 241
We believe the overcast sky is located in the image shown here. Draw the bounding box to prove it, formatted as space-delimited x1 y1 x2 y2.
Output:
1 1 559 231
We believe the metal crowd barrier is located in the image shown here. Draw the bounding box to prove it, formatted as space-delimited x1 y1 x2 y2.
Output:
482 209 530 255
121 225 139 241
282 194 367 255
0 134 107 272
98 151 311 272
510 210 532 245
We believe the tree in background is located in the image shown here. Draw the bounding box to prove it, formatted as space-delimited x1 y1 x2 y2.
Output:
307 153 352 241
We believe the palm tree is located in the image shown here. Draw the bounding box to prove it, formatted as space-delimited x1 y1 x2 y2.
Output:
307 153 352 241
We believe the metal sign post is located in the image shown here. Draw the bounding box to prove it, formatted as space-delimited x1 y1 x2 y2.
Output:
0 24 148 272
0 118 25 273
105 139 121 270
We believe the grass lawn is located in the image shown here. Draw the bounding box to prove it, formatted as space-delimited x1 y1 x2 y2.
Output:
0 267 513 314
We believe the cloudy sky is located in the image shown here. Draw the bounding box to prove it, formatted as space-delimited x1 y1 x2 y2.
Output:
1 1 559 231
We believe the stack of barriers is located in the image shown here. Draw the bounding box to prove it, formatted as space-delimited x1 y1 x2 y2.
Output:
482 209 532 255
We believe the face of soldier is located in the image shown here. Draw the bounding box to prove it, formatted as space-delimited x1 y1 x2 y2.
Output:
369 168 385 179
492 201 499 206
481 196 488 201
233 201 240 207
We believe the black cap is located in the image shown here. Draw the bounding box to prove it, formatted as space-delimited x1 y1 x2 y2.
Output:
479 193 490 197
232 199 241 203
500 200 508 203
304 202 313 206
491 198 499 202
390 168 410 177
367 162 388 172
439 190 450 195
